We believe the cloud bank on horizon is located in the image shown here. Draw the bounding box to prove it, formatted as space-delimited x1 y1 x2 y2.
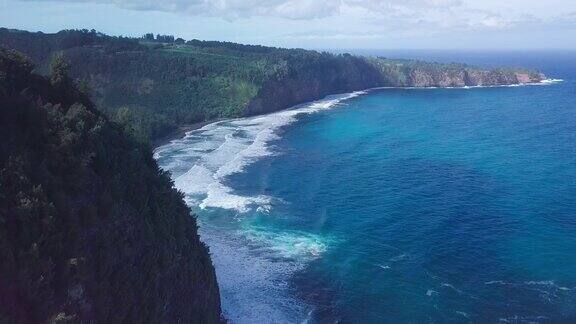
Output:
3 0 576 49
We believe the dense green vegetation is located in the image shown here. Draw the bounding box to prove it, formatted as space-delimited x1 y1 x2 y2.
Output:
0 28 542 143
0 49 222 323
0 28 292 141
0 28 545 323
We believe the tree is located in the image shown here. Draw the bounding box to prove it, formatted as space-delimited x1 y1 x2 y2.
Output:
50 53 70 87
156 34 175 43
76 79 91 96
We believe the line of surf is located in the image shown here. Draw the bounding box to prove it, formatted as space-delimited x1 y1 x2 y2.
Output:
154 90 365 323
154 90 365 213
153 76 564 224
369 78 563 91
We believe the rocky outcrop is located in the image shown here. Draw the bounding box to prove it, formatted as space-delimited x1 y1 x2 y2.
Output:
405 68 529 87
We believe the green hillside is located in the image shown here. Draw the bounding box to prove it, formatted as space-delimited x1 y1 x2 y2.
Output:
0 48 222 323
0 28 542 143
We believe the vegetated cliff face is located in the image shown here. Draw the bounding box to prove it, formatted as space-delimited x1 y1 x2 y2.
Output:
247 57 544 116
245 53 384 115
0 28 545 141
0 49 222 323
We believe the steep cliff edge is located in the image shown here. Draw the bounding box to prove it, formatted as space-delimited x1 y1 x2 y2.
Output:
0 49 222 323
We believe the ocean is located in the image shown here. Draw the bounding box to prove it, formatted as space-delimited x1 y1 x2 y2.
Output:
154 51 576 323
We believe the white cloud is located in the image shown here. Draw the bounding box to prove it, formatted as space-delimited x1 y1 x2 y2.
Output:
195 0 343 19
16 0 469 20
18 0 576 32
22 0 525 32
478 15 508 29
31 0 342 19
11 0 576 49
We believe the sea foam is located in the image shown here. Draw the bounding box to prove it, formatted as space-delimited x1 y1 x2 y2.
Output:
154 91 365 213
154 92 364 323
199 224 307 323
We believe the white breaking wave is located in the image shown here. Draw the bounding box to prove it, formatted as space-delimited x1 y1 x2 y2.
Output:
154 91 365 213
154 91 364 323
371 78 564 91
243 227 330 260
198 224 308 323
539 78 564 84
195 223 335 323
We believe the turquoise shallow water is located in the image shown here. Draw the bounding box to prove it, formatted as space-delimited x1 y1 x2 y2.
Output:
156 53 576 323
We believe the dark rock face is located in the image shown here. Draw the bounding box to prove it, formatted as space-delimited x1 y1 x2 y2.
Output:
405 68 542 88
0 49 222 323
245 55 383 116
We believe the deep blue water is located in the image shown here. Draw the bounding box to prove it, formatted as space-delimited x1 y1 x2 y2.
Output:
155 52 576 323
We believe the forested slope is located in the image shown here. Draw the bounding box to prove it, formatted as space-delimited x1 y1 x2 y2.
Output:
0 28 543 142
0 49 222 323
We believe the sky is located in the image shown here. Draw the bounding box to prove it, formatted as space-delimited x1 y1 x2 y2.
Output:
1 0 576 50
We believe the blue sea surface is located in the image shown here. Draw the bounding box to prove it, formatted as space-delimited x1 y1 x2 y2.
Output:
155 52 576 323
